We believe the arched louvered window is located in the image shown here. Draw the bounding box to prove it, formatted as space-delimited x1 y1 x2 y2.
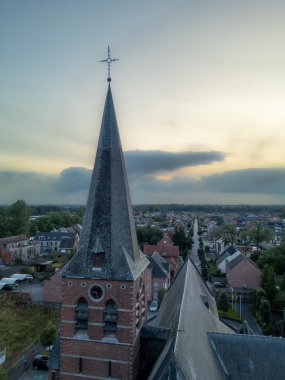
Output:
75 297 88 331
103 300 118 337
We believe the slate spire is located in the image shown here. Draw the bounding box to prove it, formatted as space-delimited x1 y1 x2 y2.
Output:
64 84 148 280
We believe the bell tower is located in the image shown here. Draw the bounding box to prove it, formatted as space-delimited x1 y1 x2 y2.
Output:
58 51 149 379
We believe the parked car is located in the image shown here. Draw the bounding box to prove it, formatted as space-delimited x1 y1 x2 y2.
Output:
33 355 49 370
149 300 158 312
11 273 33 281
0 283 14 291
212 282 224 288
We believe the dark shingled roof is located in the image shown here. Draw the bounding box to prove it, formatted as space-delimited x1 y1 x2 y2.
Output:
208 332 285 380
0 235 27 246
226 253 261 272
59 237 76 249
147 255 168 279
216 245 238 265
63 85 148 281
34 232 76 240
226 253 245 269
148 259 233 379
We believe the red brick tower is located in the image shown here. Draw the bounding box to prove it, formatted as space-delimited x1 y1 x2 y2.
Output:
57 82 149 379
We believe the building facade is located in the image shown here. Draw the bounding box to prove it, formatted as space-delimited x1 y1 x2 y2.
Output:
0 235 40 262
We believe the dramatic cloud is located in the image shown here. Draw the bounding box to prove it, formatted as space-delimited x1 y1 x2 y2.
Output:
55 167 91 193
0 163 284 205
124 150 226 175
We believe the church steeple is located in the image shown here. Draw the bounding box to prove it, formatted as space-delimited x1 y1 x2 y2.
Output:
64 84 148 280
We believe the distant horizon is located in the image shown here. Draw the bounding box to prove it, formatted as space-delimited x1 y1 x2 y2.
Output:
1 202 284 208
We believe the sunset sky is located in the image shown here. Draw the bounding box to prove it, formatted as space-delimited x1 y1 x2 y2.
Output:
0 0 285 205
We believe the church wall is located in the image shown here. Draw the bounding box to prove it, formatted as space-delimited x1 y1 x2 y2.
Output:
59 275 144 379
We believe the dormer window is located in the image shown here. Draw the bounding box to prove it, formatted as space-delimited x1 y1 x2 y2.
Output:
75 297 89 330
93 252 105 267
92 239 105 270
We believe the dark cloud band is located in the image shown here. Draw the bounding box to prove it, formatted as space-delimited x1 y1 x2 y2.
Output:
0 163 284 204
124 150 226 175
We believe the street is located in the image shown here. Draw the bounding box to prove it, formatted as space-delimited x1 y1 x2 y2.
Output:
190 218 201 269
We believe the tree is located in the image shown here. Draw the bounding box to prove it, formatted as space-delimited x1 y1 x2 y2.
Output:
8 200 30 235
30 210 83 234
273 291 285 311
239 229 251 244
0 366 7 380
217 292 229 312
40 321 57 349
249 223 272 248
253 287 267 310
172 227 188 253
260 298 271 324
257 242 285 275
158 288 166 306
136 226 162 246
0 208 11 237
280 274 285 291
214 223 237 246
261 265 277 303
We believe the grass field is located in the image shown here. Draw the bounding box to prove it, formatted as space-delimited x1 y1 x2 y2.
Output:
0 294 59 365
218 307 242 322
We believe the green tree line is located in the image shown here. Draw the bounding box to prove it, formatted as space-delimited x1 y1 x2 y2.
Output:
0 200 83 237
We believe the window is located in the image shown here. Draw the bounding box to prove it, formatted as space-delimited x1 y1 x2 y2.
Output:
75 298 88 331
103 300 118 338
108 361 112 377
92 252 105 267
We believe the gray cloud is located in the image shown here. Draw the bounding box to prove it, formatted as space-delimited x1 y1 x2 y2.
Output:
55 167 91 193
128 168 285 204
124 150 226 175
0 163 284 205
203 168 285 194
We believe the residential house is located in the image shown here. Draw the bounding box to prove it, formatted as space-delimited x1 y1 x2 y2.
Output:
58 237 78 255
140 258 285 379
226 253 262 290
145 252 170 303
215 237 226 255
144 234 180 279
34 231 78 254
216 245 241 273
0 235 40 262
0 249 12 265
202 219 218 239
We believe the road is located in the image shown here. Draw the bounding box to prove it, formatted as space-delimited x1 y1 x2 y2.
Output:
233 301 262 335
190 218 200 269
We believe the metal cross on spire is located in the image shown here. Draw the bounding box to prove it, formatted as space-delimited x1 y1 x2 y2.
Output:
99 46 119 82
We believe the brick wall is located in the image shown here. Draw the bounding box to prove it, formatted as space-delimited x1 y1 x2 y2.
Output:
59 274 145 379
43 271 62 303
227 258 262 289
